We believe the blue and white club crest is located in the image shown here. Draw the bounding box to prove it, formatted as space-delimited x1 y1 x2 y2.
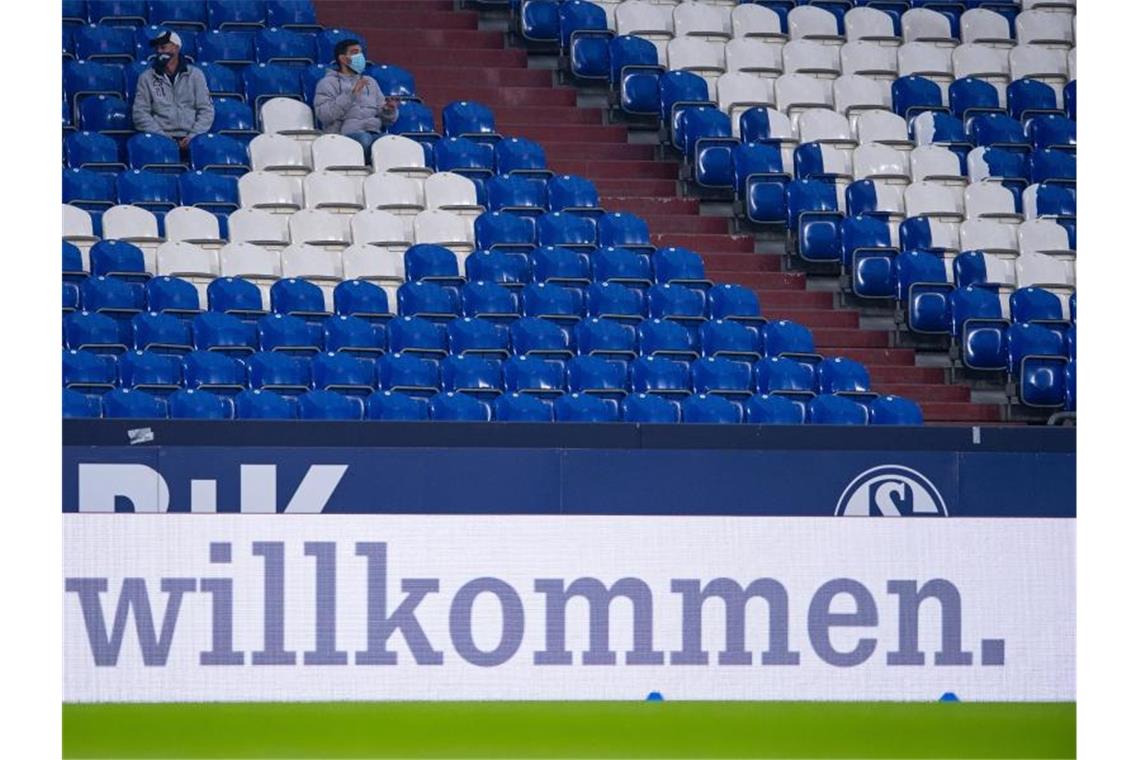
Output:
835 465 949 517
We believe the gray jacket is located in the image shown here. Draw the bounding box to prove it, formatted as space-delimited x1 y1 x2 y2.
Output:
132 63 214 139
313 69 399 135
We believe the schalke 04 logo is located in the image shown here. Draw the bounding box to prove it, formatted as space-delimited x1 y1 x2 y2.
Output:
835 465 949 517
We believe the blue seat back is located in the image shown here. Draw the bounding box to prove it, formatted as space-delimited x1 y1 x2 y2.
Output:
366 391 430 421
681 394 742 424
869 394 924 425
494 393 554 422
333 279 389 318
297 390 363 420
102 388 166 418
554 393 619 422
621 393 680 423
892 75 944 119
168 388 232 419
808 394 867 425
234 388 296 419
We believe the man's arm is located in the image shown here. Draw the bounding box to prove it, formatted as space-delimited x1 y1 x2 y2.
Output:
131 74 166 135
313 76 353 129
188 69 215 137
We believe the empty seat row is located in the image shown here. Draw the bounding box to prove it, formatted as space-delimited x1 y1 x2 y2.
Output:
64 1 322 32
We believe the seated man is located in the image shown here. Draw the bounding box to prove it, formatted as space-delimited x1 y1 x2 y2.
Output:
313 38 400 159
131 30 214 153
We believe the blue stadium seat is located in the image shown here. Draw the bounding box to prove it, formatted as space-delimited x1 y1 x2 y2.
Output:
190 133 251 176
397 281 461 322
63 349 117 393
207 0 267 31
584 281 645 324
90 239 148 281
126 132 183 173
435 137 495 183
486 176 548 218
706 284 764 325
75 24 136 63
199 61 244 100
844 179 902 229
1027 148 1076 186
146 276 201 319
322 314 386 357
179 171 240 220
364 63 417 100
386 316 448 358
258 313 321 355
442 101 500 145
365 390 430 421
762 319 822 371
591 247 653 289
739 108 793 150
659 71 713 142
621 393 680 423
638 318 698 360
892 75 945 119
147 1 208 31
131 310 193 354
64 388 103 419
64 0 89 27
494 137 551 178
333 279 390 321
699 320 762 361
493 392 554 422
1063 80 1075 122
244 63 303 113
64 282 82 313
520 0 560 45
910 111 971 161
646 284 707 328
896 249 953 334
298 390 364 420
630 356 691 397
817 356 873 397
567 355 628 401
311 351 374 396
948 77 1002 123
560 0 610 63
474 212 537 252
81 276 147 322
233 388 297 419
691 357 753 399
677 108 737 189
609 35 662 116
183 349 247 393
316 28 365 65
596 213 653 255
787 179 845 263
949 285 1009 371
536 211 597 250
65 62 126 123
447 317 511 359
404 244 464 286
63 241 87 282
102 388 166 418
197 30 257 68
64 311 128 354
808 394 868 425
65 131 125 174
377 352 440 396
521 282 584 325
969 113 1030 152
210 99 258 144
532 246 592 289
547 175 603 217
430 392 493 421
269 278 326 321
168 388 233 419
869 394 924 425
461 282 519 324
734 143 790 225
575 318 637 360
387 101 439 159
264 0 321 32
681 394 742 424
1007 78 1061 123
841 214 898 299
246 350 311 395
255 27 316 67
440 354 503 400
503 355 566 397
1008 322 1068 408
652 247 713 290
744 393 805 425
89 0 148 26
192 311 258 355
510 316 573 358
207 277 266 319
554 393 619 422
117 169 180 213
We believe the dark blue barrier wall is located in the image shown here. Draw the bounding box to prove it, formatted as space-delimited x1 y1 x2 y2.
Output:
63 421 1074 517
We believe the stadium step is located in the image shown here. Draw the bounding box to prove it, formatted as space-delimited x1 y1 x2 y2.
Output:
757 290 835 309
416 86 579 108
547 159 679 179
374 47 528 69
354 12 480 30
536 143 657 160
359 29 509 50
410 68 555 88
866 366 948 384
503 125 632 144
599 197 700 215
707 272 806 290
814 329 891 349
495 107 605 125
319 0 457 11
765 309 861 329
922 403 1003 423
639 215 729 234
650 233 755 252
700 254 782 272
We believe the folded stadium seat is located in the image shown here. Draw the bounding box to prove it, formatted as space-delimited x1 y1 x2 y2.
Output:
63 241 88 285
79 96 132 160
429 392 493 421
501 355 566 398
966 146 1028 192
671 0 731 39
901 7 958 46
197 30 256 69
198 61 244 100
404 244 464 289
839 43 899 106
890 75 945 120
441 101 501 148
629 355 691 398
64 203 102 261
249 133 313 187
793 143 853 187
1026 114 1076 154
1007 77 1062 124
1064 358 1076 411
1010 45 1069 97
797 109 858 154
948 284 1009 371
332 279 391 323
486 176 548 218
744 393 804 424
531 246 592 294
679 393 741 424
365 390 430 421
489 390 552 421
102 387 167 419
125 133 182 175
233 388 296 418
254 27 316 68
691 356 753 399
227 208 290 250
303 171 365 215
660 70 714 145
279 247 342 310
349 209 412 264
65 310 127 355
424 173 483 222
237 170 304 217
961 218 1020 258
396 281 460 323
1010 285 1072 342
206 0 266 31
1016 9 1075 49
575 317 638 360
959 7 1014 47
376 352 440 397
614 0 675 62
64 61 125 124
535 212 597 253
953 248 1017 291
386 316 448 359
651 247 713 291
952 43 1012 92
1026 148 1076 187
646 283 707 334
590 247 653 291
729 2 787 40
904 181 963 225
817 357 875 409
474 213 538 255
145 274 202 321
259 97 322 144
782 40 842 83
787 4 844 45
434 137 495 194
1007 322 1068 408
386 102 440 166
638 318 699 360
808 393 868 424
731 143 789 225
465 249 532 291
561 0 613 77
840 214 897 298
617 392 678 423
310 135 370 183
323 315 387 358
909 111 971 167
206 276 267 324
948 77 1003 123
297 389 364 420
413 210 476 258
117 169 180 215
81 276 147 332
867 393 925 425
448 316 511 358
899 218 960 257
165 205 227 249
909 146 966 190
786 178 846 263
844 6 900 46
258 311 322 356
289 209 353 251
117 349 183 396
168 387 233 419
63 348 117 394
63 0 89 27
179 171 240 227
363 173 426 236
833 75 891 132
897 41 954 94
969 113 1030 154
192 309 258 357
310 351 375 397
852 144 909 186
219 240 281 296
64 282 82 314
702 285 762 329
737 107 796 169
964 182 1022 223
340 246 404 307
565 355 629 404
494 138 552 180
1023 182 1075 235
519 0 561 46
1018 218 1073 257
99 210 162 274
844 179 905 229
675 107 738 191
507 316 572 359
154 241 220 305
699 319 763 362
131 309 194 354
666 37 727 98
585 281 646 324
65 132 125 174
86 241 148 284
364 63 417 103
547 175 605 218
552 392 617 422
723 38 782 79
520 282 584 327
761 319 822 374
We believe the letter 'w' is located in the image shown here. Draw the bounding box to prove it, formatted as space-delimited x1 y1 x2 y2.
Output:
65 578 196 666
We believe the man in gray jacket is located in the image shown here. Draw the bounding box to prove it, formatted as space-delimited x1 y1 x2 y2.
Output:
132 30 214 152
313 38 400 161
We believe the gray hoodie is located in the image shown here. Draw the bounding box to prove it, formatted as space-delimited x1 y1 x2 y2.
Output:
131 62 214 139
313 69 399 135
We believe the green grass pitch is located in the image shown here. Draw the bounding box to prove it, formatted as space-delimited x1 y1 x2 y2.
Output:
62 701 1075 759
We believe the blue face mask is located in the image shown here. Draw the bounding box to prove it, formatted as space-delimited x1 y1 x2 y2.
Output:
347 52 366 74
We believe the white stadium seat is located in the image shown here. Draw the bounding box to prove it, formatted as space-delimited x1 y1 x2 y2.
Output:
901 8 957 47
1019 219 1074 257
424 172 483 218
840 41 899 85
952 44 1011 88
162 206 226 249
349 209 412 258
782 40 841 80
855 110 912 150
1010 45 1069 93
1016 250 1075 291
965 183 1022 224
716 72 776 133
787 5 844 46
960 219 1020 257
219 242 282 290
101 204 162 273
413 209 475 257
288 208 352 250
724 38 782 78
1016 10 1075 49
280 243 343 309
797 108 856 148
730 4 786 43
362 172 425 239
970 251 1018 290
960 9 1015 48
156 241 220 303
774 73 834 120
239 171 302 214
666 37 727 94
909 145 966 185
843 7 901 47
897 42 953 86
310 133 370 179
905 180 965 219
302 171 365 214
227 208 290 250
672 2 730 41
63 204 100 266
852 143 910 184
615 0 675 62
259 97 322 140
832 74 890 129
341 244 405 305
249 133 312 174
371 135 433 180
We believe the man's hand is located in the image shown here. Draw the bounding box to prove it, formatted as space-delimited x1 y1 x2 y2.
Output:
178 137 191 150
352 78 367 96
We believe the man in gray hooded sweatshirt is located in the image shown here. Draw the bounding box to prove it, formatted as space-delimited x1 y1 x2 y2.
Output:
131 30 214 153
313 39 400 161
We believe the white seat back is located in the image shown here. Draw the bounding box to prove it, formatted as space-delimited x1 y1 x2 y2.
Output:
249 133 311 173
1010 45 1069 93
311 133 369 175
259 97 320 138
843 7 900 46
730 4 785 42
302 170 365 213
413 209 475 257
1016 10 1075 49
342 243 405 304
163 206 224 248
666 37 726 94
350 208 412 259
909 145 965 185
716 72 776 131
102 204 162 272
960 8 1014 48
975 251 1019 289
901 8 956 47
1018 219 1073 256
905 181 964 219
372 134 432 178
853 143 910 183
797 108 855 145
855 110 911 149
424 172 482 216
288 208 352 250
782 40 841 80
960 219 1019 256
952 43 1011 87
220 241 281 279
281 243 343 280
227 208 290 249
1016 250 1075 290
833 74 889 129
897 42 953 84
775 73 834 121
788 5 844 45
966 182 1021 222
155 240 218 304
239 170 302 213
615 0 675 61
724 38 782 78
672 2 730 40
